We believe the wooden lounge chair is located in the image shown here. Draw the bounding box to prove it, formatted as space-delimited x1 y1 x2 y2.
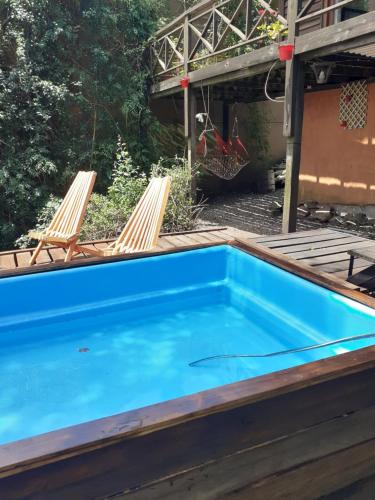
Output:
76 176 171 257
28 170 97 265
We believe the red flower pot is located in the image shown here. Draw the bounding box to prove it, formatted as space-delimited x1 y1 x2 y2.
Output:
180 75 190 89
278 44 294 61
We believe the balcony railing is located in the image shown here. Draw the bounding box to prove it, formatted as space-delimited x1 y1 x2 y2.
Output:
150 0 374 82
150 0 287 79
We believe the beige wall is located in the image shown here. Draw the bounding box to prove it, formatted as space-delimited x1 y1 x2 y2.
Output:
256 100 286 161
299 83 375 205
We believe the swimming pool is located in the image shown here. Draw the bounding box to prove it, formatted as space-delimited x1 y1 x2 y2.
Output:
1 243 375 446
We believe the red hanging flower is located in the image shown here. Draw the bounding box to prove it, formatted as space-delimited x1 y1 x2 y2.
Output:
340 120 348 128
258 8 265 15
344 95 352 104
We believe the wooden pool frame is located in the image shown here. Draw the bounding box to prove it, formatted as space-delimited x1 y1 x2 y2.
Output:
1 239 375 499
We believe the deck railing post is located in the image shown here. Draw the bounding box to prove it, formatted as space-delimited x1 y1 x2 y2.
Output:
183 14 197 199
282 0 304 233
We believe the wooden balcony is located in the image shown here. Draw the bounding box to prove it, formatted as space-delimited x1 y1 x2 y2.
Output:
150 0 375 96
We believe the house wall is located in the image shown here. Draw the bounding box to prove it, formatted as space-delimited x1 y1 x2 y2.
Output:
299 83 375 205
256 100 286 161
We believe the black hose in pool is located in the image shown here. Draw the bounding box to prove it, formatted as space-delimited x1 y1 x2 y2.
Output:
188 332 375 367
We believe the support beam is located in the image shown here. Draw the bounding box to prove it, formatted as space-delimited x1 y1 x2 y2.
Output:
282 0 304 234
183 15 197 200
185 88 197 198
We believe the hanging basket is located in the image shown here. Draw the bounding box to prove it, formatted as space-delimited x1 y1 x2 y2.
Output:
278 44 294 61
196 152 248 180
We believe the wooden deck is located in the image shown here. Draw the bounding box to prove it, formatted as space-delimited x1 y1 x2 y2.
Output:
2 226 375 291
0 226 253 272
250 228 375 291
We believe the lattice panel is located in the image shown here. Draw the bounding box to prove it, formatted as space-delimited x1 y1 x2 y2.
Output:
339 80 368 130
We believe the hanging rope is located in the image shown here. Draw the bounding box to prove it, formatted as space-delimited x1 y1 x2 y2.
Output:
196 87 250 180
264 61 284 103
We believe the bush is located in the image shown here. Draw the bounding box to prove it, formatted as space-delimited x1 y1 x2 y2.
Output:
151 157 203 233
20 144 201 246
16 195 62 248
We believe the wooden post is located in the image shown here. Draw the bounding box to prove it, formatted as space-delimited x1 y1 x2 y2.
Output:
186 89 197 197
282 0 304 234
183 14 197 200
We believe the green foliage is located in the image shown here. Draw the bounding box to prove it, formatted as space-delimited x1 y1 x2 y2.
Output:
0 0 164 249
151 157 203 232
257 19 287 42
108 136 147 203
242 103 270 161
20 144 201 246
80 191 144 241
15 195 62 248
81 141 149 240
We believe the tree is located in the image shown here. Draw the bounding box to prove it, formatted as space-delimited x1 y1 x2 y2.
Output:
0 0 163 249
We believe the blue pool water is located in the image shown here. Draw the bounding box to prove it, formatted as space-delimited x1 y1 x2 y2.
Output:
1 245 375 445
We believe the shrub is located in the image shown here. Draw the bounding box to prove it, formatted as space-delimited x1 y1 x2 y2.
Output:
151 157 203 233
15 195 62 248
20 144 201 247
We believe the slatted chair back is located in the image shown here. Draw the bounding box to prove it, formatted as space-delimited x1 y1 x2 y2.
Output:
111 176 171 254
46 171 96 240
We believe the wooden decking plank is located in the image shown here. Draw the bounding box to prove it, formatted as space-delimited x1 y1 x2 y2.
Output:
210 230 233 242
260 232 354 249
35 249 53 265
207 230 235 242
271 235 367 255
1 227 375 294
0 253 16 269
156 238 174 250
171 234 199 246
195 232 226 243
14 250 33 268
254 228 335 244
162 235 186 247
182 232 214 244
224 227 259 240
93 242 109 250
288 240 373 260
304 253 355 267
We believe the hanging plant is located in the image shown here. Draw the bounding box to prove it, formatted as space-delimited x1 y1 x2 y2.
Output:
257 17 293 61
257 19 288 43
